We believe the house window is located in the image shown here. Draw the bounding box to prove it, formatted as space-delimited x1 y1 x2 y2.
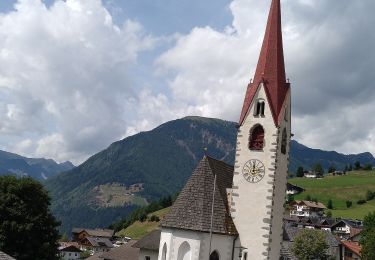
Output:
254 99 265 117
145 256 151 260
210 250 219 260
281 128 287 154
249 124 265 150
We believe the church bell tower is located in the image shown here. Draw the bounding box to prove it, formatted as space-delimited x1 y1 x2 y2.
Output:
231 0 291 259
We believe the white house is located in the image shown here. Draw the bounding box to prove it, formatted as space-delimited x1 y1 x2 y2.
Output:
59 245 82 260
289 200 326 218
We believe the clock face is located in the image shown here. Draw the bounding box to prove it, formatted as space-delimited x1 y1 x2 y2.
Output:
242 159 265 183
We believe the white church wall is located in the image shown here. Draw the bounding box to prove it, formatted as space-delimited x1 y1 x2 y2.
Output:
197 232 236 260
268 91 291 259
158 228 236 260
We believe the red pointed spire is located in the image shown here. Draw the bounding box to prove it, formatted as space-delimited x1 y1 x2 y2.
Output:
239 0 290 126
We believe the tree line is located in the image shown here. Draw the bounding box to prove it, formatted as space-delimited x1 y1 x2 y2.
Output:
295 161 373 177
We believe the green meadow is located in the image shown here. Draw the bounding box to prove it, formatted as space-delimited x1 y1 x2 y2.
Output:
289 170 375 219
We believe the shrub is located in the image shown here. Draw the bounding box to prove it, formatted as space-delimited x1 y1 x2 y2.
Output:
357 199 367 205
150 215 160 222
326 210 332 218
346 200 353 208
139 214 147 222
366 190 375 201
327 199 333 209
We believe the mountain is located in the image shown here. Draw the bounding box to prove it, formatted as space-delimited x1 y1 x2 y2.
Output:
289 140 375 172
44 116 375 233
0 150 74 180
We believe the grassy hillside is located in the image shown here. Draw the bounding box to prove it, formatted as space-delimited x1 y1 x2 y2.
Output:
116 207 170 239
289 170 375 219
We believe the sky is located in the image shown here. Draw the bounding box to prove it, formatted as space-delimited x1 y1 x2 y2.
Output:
0 0 374 165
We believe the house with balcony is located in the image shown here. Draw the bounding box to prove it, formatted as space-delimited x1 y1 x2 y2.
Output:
331 220 363 239
289 200 326 218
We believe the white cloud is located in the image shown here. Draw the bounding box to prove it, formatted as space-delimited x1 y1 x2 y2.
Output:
148 0 375 156
1 0 375 164
0 0 155 163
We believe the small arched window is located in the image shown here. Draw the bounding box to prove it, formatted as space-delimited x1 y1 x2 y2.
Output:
254 99 265 117
161 243 167 260
210 251 219 260
281 128 287 154
249 124 265 150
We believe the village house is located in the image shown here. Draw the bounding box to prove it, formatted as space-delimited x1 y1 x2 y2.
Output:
286 183 304 195
331 220 363 239
86 240 140 260
58 245 82 260
72 228 115 243
80 236 113 254
132 230 160 260
341 240 361 260
304 171 319 178
289 200 326 218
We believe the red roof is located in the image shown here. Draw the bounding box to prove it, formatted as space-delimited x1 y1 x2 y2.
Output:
239 0 290 126
341 240 362 256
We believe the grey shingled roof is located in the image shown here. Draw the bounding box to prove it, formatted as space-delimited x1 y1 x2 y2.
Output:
161 156 237 235
132 229 161 251
0 251 15 260
101 240 139 260
86 237 113 248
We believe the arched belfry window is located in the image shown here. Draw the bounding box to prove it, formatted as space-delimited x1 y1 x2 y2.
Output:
281 128 287 154
249 124 265 150
254 99 265 117
210 251 220 260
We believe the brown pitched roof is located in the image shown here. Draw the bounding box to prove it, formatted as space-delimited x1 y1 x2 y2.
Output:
132 229 161 251
160 156 237 235
292 200 326 209
72 228 114 238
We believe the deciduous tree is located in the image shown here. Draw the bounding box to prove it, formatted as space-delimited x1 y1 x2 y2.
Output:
360 212 375 260
292 229 329 260
0 176 60 260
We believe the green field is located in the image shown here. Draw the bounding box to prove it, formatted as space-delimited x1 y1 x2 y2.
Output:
116 207 171 239
289 170 375 219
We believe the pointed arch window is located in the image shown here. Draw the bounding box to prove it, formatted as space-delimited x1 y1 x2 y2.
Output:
254 99 265 117
210 251 219 260
161 243 167 260
177 241 191 260
249 124 265 150
281 128 287 154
